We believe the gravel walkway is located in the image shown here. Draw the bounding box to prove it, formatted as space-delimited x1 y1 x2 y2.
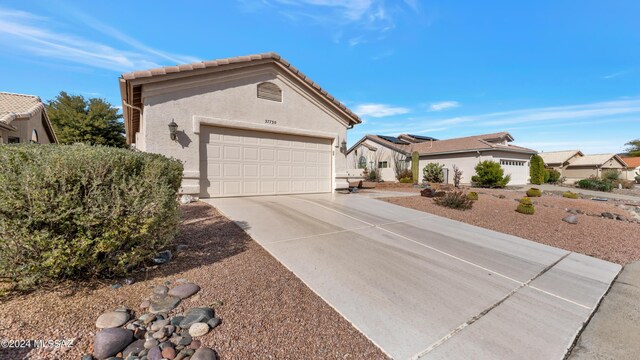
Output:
383 188 640 265
0 203 387 360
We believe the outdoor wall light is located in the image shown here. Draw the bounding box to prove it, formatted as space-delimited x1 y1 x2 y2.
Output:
340 139 347 154
168 119 178 141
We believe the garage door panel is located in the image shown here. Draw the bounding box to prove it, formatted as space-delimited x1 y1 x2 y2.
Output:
200 126 332 197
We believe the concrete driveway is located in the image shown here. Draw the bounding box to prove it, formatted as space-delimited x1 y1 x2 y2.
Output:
205 193 621 359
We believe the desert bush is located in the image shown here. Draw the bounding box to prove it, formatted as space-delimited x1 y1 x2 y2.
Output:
612 179 635 189
368 169 379 181
526 188 542 197
529 155 545 185
466 191 479 201
452 165 463 188
396 168 412 181
577 178 613 192
0 144 183 288
546 169 561 183
563 191 579 199
399 177 413 183
516 197 535 215
471 161 511 188
423 162 445 183
602 170 621 181
434 191 474 210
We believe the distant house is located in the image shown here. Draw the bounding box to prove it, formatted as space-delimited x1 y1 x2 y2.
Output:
620 157 640 181
0 92 57 144
539 150 584 173
347 132 537 185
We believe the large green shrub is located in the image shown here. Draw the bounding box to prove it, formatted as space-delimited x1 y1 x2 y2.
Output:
529 155 545 185
602 170 621 181
423 162 445 183
577 178 613 192
434 191 474 210
471 161 511 188
0 144 183 288
546 169 561 183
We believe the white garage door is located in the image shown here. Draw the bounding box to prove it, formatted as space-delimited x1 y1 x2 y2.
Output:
499 159 529 185
200 126 333 197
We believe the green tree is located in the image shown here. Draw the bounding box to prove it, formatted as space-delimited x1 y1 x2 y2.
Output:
529 155 545 185
47 91 126 148
471 160 511 188
625 139 640 157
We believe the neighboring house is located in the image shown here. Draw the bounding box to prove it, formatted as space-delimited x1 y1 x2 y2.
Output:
620 157 640 181
347 132 536 185
539 150 584 174
119 52 361 198
0 92 57 144
563 154 628 183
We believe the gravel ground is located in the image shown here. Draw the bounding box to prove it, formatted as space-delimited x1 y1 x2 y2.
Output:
0 202 387 360
382 188 640 265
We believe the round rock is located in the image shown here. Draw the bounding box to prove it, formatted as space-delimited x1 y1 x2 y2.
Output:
144 339 158 349
96 311 129 329
562 215 578 224
162 346 177 359
122 339 145 357
168 283 200 299
147 345 162 360
93 328 133 359
188 322 210 337
207 317 221 330
191 347 218 360
149 295 181 314
179 308 214 329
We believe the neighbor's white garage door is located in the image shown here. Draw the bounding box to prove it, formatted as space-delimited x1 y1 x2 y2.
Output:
200 126 332 197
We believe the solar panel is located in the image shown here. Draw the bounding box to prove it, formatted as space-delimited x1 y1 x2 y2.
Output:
408 134 438 141
377 135 410 144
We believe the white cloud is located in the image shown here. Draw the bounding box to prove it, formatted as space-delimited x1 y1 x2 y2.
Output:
0 7 197 72
429 101 460 111
353 103 410 117
602 69 632 79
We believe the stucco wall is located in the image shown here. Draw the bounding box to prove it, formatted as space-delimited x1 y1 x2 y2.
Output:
0 110 52 144
137 64 351 195
346 139 407 181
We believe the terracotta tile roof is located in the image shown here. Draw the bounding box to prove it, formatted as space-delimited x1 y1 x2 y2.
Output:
120 52 360 125
0 92 44 125
538 150 583 165
621 157 640 168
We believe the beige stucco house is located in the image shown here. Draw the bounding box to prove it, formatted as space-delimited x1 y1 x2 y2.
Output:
347 132 536 185
0 92 57 144
620 157 640 181
119 52 361 198
540 150 629 183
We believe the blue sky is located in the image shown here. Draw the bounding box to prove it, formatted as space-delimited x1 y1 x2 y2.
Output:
1 0 638 153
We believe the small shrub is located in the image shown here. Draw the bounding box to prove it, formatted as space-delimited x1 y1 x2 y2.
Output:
636 175 640 184
368 169 379 181
453 165 463 188
546 169 561 183
423 162 445 183
0 144 183 288
466 192 479 201
434 191 474 210
613 179 635 189
516 197 535 215
396 168 412 181
577 178 613 192
526 188 542 197
563 191 579 199
530 155 545 185
471 160 511 188
602 170 621 181
399 177 413 183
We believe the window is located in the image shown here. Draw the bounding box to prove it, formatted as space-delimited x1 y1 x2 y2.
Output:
257 82 283 102
31 129 39 143
378 161 388 168
500 159 526 166
8 136 20 144
358 155 367 169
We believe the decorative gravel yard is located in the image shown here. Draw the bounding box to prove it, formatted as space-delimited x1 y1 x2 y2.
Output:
0 203 387 360
381 187 640 265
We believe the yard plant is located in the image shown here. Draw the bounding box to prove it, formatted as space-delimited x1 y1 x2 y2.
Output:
577 178 614 192
545 169 561 183
563 191 579 199
516 197 535 215
471 160 511 188
411 151 420 184
466 191 479 201
0 144 183 288
423 162 445 183
529 155 545 185
433 191 474 210
526 188 542 197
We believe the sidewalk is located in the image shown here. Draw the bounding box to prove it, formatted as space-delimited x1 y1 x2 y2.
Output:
569 261 640 359
530 184 640 202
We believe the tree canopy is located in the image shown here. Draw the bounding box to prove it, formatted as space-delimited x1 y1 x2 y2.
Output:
47 91 126 148
625 139 640 157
